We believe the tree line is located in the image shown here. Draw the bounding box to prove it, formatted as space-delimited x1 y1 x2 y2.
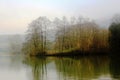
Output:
22 15 120 56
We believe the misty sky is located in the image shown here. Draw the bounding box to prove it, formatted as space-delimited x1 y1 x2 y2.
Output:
0 0 120 34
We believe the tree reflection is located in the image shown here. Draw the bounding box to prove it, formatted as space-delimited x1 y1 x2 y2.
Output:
110 55 120 79
21 56 120 80
55 56 110 80
23 57 47 80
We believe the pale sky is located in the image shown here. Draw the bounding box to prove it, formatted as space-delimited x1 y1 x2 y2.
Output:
0 0 120 34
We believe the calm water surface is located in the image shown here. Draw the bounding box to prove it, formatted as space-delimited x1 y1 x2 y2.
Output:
0 36 120 80
0 55 120 80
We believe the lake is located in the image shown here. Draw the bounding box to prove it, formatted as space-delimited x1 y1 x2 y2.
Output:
0 35 120 80
0 55 120 80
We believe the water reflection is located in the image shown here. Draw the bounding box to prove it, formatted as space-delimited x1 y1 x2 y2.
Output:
23 57 47 80
110 55 120 79
21 56 120 80
54 56 110 80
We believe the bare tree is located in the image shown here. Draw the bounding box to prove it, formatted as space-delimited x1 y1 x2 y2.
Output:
22 16 51 55
22 16 109 55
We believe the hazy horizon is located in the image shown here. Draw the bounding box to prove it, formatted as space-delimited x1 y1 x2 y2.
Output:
0 0 120 34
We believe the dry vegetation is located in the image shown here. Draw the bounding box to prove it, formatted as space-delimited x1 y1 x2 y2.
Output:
22 16 109 56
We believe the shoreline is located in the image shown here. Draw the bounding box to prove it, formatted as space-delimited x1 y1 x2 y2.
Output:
30 50 109 57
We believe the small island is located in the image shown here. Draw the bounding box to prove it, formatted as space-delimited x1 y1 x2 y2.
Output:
22 15 120 57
